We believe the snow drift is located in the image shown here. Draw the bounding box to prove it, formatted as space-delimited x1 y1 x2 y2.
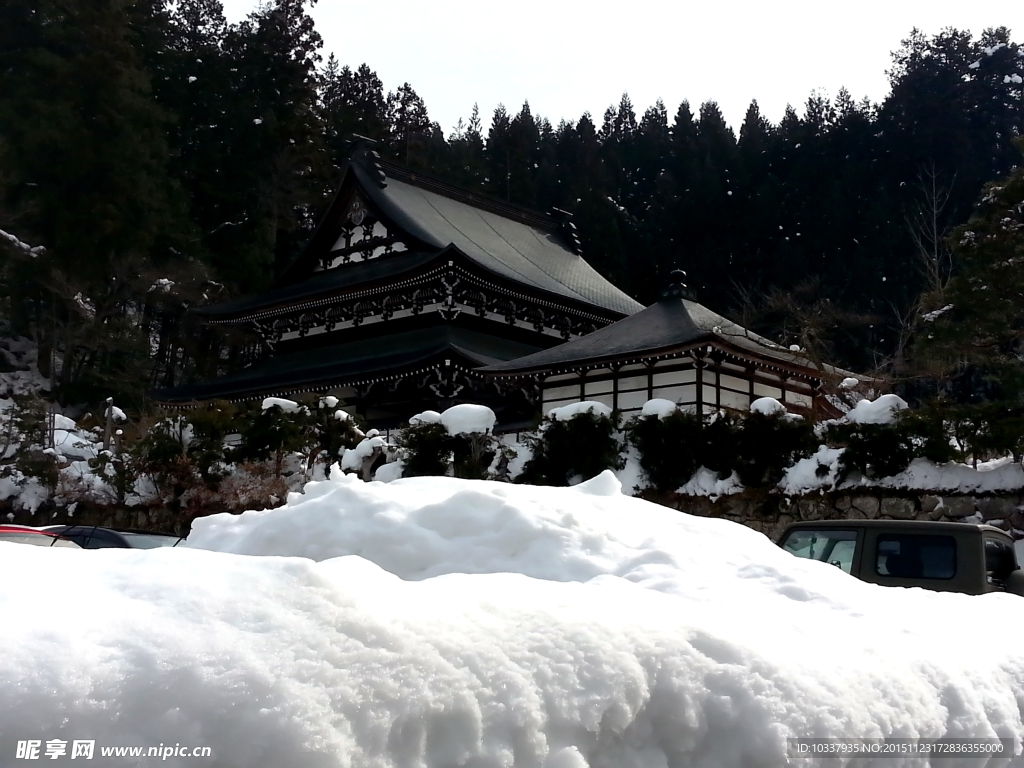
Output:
3 472 1024 767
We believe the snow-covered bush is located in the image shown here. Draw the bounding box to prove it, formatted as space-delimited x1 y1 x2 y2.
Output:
8 393 60 495
827 420 915 481
395 405 499 480
733 405 816 487
518 403 623 486
232 396 363 479
697 410 741 480
626 407 703 492
395 420 452 477
626 398 815 492
235 400 311 477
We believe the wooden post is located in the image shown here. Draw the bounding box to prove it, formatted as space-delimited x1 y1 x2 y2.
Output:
103 397 113 452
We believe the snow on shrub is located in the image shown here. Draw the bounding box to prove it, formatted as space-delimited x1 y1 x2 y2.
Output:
749 396 787 416
341 430 390 481
639 398 677 419
261 396 307 414
439 403 495 435
547 400 612 421
846 393 908 424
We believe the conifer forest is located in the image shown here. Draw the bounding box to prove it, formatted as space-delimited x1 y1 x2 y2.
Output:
0 0 1022 413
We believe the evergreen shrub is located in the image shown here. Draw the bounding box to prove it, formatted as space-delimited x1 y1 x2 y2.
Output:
519 410 623 486
395 420 499 480
626 410 703 492
734 410 816 487
700 411 741 480
899 406 958 465
396 422 455 477
828 422 915 481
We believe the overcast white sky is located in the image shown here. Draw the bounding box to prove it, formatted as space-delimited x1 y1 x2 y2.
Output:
221 0 1022 135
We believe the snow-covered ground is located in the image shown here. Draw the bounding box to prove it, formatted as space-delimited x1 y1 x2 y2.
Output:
3 471 1023 767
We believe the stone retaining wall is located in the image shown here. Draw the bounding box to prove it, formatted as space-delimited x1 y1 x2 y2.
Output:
660 491 1024 542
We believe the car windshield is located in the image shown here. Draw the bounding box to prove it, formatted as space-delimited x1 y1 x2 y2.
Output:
118 532 185 549
781 529 858 574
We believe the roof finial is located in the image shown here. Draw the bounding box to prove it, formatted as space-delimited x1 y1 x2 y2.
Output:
661 269 696 301
348 135 387 188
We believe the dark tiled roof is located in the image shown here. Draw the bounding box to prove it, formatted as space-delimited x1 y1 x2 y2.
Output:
478 297 818 374
153 325 541 403
198 157 643 321
360 164 643 317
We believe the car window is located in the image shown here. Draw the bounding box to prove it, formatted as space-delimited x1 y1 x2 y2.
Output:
61 528 124 549
119 533 183 549
984 538 1017 584
781 529 858 574
875 534 956 580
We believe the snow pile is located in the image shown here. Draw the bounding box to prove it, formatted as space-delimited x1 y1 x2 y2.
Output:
858 456 1024 494
439 404 495 435
548 401 612 421
839 376 859 389
846 394 908 424
5 475 1024 766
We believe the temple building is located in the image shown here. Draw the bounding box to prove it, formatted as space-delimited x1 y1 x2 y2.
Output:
153 142 643 426
478 272 844 419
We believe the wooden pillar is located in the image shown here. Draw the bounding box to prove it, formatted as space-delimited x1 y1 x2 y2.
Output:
612 365 620 411
695 354 704 415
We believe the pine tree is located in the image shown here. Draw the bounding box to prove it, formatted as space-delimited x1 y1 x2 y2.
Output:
0 0 196 404
386 83 432 167
916 138 1024 398
319 59 389 161
216 0 327 289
